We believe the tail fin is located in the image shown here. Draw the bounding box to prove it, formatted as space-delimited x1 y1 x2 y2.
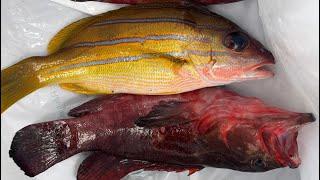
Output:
1 57 43 113
9 120 77 177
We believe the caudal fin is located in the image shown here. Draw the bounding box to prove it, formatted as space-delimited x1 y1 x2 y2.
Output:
1 57 42 113
9 120 78 177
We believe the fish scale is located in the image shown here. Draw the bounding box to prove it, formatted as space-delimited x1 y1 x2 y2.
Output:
1 2 275 113
9 88 315 177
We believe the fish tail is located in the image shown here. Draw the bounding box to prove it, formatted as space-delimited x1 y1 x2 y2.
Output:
1 57 43 113
9 120 80 177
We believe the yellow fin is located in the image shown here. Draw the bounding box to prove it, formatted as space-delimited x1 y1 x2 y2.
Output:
1 57 43 113
47 16 98 54
59 83 113 94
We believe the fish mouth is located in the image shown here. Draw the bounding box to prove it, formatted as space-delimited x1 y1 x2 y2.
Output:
243 61 275 80
275 128 301 168
279 113 315 168
262 113 315 168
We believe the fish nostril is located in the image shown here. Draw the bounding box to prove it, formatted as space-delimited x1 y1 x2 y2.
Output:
260 48 275 64
289 153 293 157
289 153 294 158
260 48 266 53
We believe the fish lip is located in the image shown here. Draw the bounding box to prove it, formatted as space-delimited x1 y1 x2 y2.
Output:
286 155 301 168
262 128 301 169
251 60 275 70
245 61 275 79
277 131 301 169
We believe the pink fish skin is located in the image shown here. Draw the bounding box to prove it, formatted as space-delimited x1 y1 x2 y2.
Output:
71 0 243 5
9 87 315 177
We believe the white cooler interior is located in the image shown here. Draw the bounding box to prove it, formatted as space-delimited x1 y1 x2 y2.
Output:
1 0 319 180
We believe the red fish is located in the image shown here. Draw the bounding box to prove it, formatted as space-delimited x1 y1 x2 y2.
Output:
71 0 243 5
9 87 314 177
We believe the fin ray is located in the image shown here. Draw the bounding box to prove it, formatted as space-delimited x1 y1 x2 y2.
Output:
77 152 203 180
68 95 122 117
9 120 76 177
1 57 43 113
59 83 106 94
135 100 197 127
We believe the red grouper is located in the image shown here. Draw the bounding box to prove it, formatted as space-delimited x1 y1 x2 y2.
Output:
9 87 315 177
71 0 243 5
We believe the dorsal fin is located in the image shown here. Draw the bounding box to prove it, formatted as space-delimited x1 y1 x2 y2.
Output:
68 94 122 117
47 15 98 54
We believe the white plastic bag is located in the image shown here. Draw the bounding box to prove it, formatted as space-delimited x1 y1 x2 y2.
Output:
1 0 318 180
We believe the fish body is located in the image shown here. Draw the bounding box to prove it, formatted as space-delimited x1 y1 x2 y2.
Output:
71 0 243 5
10 88 314 177
1 2 274 113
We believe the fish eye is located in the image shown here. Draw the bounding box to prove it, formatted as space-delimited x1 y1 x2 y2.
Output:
251 158 266 168
223 32 249 52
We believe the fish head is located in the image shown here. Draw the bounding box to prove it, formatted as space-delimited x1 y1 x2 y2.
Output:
259 113 315 169
201 26 275 84
203 113 314 172
201 93 315 171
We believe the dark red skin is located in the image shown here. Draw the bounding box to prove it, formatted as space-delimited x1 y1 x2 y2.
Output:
71 0 243 5
9 87 315 177
77 153 203 180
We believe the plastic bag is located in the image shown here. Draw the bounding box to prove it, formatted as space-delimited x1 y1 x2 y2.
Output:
1 0 318 180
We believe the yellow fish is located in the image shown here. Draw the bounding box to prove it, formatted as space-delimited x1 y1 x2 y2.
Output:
1 2 275 113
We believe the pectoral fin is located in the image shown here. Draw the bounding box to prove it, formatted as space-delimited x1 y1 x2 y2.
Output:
59 83 114 95
77 153 203 180
135 100 198 127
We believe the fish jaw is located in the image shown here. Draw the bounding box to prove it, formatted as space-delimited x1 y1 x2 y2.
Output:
210 56 275 84
197 92 315 171
238 36 276 80
261 113 315 168
209 28 276 83
238 60 275 81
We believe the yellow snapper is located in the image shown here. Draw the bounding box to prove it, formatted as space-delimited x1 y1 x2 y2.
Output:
1 2 275 113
